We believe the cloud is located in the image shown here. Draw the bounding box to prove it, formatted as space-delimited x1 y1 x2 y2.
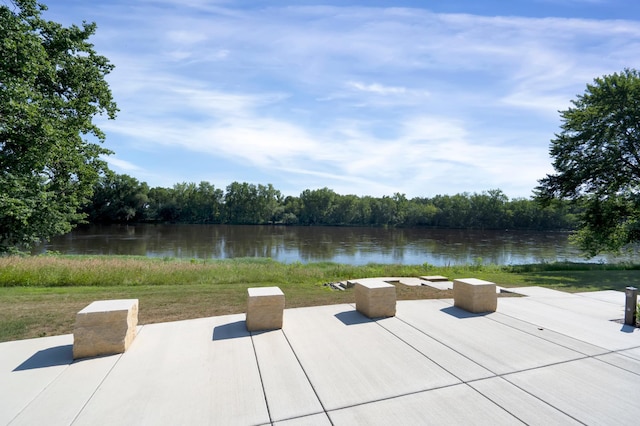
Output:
347 81 408 95
103 156 142 173
56 1 640 198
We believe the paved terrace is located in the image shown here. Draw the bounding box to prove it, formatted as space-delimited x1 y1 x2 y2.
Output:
2 286 640 425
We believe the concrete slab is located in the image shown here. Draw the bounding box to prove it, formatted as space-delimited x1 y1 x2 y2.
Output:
350 277 398 285
595 351 640 374
469 377 582 425
395 277 424 286
576 289 625 304
421 280 453 290
420 275 449 282
2 287 639 425
507 286 576 297
0 334 74 425
486 311 609 356
506 357 640 425
274 413 332 425
73 314 270 426
498 297 640 351
377 317 495 382
251 328 324 422
395 299 585 375
328 384 524 425
9 353 120 426
523 293 625 321
617 346 640 362
510 288 625 320
282 304 460 411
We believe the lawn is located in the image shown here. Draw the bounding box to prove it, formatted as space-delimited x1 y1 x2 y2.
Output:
1 255 639 342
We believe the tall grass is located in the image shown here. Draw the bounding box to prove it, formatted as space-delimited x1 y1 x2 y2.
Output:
2 255 640 342
0 256 440 288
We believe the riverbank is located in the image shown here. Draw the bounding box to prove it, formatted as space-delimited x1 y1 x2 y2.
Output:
2 255 639 342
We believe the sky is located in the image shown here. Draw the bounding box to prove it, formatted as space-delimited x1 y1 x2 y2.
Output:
37 0 640 199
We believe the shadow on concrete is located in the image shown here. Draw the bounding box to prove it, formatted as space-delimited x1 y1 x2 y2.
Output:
335 310 373 326
620 324 639 334
212 321 250 341
440 306 492 319
13 345 73 371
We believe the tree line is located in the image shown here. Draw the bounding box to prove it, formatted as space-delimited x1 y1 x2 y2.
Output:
2 0 636 256
83 173 577 231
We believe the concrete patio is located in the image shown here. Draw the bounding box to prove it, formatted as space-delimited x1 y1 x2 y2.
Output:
1 286 639 425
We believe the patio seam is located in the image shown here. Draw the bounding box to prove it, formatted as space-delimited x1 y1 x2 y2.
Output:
486 311 612 355
387 314 501 377
280 328 334 426
249 331 273 425
69 324 149 425
383 306 596 425
468 376 589 426
592 348 640 376
68 352 125 426
6 359 71 425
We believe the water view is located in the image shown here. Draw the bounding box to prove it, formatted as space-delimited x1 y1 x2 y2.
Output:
34 224 639 265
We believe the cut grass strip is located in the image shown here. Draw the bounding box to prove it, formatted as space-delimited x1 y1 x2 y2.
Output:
1 256 639 342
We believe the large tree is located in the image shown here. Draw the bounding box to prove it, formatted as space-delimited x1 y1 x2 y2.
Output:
0 0 117 252
536 69 640 256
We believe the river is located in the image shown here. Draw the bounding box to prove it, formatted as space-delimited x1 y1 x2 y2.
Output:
32 224 639 265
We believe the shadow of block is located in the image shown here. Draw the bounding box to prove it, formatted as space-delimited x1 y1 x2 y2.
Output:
335 310 374 326
13 345 73 371
212 320 251 341
440 306 492 319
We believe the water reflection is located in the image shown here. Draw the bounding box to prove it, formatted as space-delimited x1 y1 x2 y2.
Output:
34 224 639 265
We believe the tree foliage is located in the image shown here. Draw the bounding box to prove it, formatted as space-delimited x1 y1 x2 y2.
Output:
0 0 117 252
536 69 640 256
85 173 148 223
84 174 576 231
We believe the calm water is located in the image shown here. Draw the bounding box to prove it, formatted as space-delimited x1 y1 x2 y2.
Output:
34 224 639 265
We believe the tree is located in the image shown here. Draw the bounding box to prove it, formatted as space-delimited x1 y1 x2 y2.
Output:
224 182 260 224
85 173 148 223
299 188 336 225
147 186 179 222
536 69 640 256
0 0 117 252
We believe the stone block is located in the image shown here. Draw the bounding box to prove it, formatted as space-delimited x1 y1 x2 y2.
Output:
246 287 285 331
453 278 497 313
355 280 396 318
420 275 449 282
73 299 138 359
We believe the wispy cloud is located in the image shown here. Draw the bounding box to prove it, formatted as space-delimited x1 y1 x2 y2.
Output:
47 1 640 197
347 81 408 95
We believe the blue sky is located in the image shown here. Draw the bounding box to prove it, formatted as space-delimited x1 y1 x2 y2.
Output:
43 0 640 198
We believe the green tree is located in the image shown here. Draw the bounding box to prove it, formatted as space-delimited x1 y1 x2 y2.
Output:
470 189 508 229
147 186 179 222
536 69 640 256
86 173 148 223
404 198 437 227
256 183 283 224
299 188 337 225
224 182 260 224
0 0 117 252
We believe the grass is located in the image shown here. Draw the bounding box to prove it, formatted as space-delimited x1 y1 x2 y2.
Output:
2 255 640 342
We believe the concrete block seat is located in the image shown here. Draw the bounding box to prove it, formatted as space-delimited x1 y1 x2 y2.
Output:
453 278 497 313
355 280 396 319
73 299 139 359
246 287 285 331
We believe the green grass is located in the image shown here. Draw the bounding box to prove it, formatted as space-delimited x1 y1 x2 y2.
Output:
2 255 639 342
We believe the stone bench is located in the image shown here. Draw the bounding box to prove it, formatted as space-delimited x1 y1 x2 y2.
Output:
73 299 139 359
355 280 396 319
246 287 285 331
453 278 497 313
